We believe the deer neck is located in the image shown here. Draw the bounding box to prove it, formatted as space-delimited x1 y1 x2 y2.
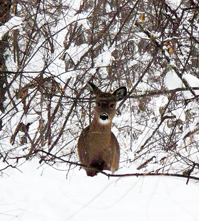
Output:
90 116 112 140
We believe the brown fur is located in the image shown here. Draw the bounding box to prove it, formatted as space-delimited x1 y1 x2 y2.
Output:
78 82 127 176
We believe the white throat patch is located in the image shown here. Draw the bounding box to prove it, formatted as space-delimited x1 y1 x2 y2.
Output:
98 118 111 125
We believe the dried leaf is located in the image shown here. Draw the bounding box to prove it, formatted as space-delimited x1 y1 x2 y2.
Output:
169 47 174 53
140 14 145 22
128 79 132 87
165 42 171 47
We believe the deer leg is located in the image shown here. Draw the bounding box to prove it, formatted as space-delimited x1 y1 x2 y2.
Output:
85 159 107 176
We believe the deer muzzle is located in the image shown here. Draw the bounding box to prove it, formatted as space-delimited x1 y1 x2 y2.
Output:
100 112 109 121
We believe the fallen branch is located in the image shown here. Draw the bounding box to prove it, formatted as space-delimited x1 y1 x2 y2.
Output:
37 150 199 184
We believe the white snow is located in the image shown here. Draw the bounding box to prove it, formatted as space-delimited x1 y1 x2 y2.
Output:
164 71 199 98
164 70 183 90
166 0 182 9
65 43 90 65
164 71 199 120
0 16 22 40
0 160 199 221
183 74 199 97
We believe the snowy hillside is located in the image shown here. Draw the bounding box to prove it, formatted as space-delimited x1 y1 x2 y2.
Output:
1 160 199 221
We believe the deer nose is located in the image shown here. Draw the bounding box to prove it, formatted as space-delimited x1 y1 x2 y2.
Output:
100 112 108 121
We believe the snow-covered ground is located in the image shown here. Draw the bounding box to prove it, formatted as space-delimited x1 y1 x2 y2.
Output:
1 160 199 221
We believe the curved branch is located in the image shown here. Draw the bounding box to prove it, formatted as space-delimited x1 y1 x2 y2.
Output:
37 150 199 184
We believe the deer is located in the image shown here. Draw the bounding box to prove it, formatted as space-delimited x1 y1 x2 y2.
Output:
78 82 127 176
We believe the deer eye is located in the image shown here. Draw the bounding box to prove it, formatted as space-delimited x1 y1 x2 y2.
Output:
110 103 115 108
97 102 101 107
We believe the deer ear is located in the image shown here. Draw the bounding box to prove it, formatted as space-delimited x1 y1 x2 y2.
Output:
113 86 127 101
87 81 102 95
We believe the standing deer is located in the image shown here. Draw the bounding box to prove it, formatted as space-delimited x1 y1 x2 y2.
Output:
78 82 127 176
